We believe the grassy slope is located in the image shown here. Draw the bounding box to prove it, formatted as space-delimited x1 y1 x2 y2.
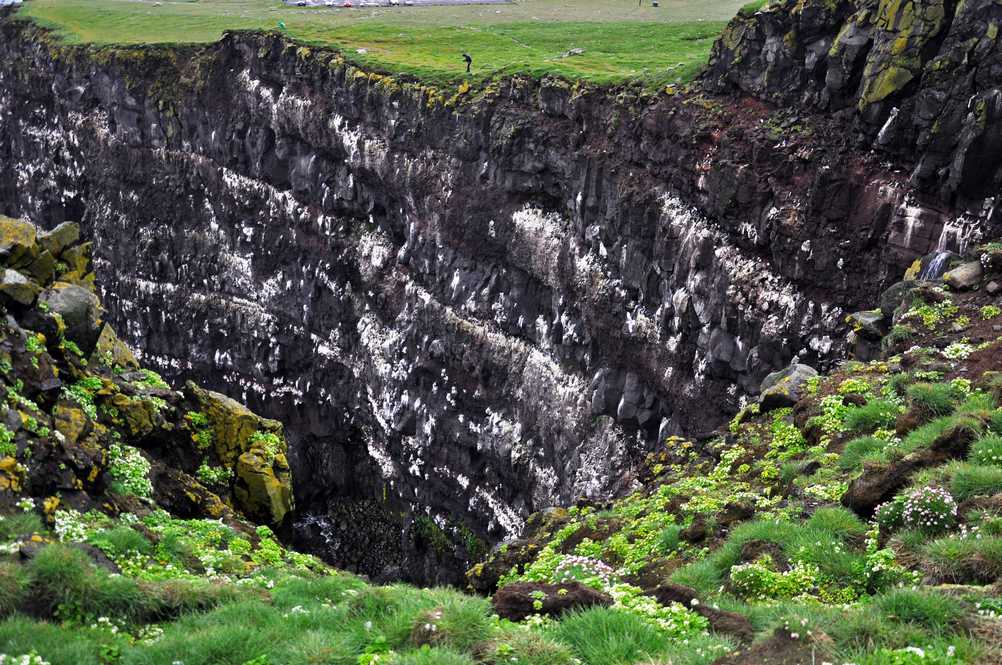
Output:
15 0 748 86
469 249 1002 665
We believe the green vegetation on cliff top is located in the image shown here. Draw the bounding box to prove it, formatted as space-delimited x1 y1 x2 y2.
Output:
14 0 749 86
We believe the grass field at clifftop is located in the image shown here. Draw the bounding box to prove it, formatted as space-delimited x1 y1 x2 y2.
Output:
15 0 748 85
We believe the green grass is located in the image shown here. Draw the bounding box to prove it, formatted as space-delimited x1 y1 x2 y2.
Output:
970 433 1002 466
15 0 748 87
0 512 42 543
921 535 1002 583
949 462 1002 501
844 399 901 433
546 607 671 665
873 588 963 634
839 436 888 470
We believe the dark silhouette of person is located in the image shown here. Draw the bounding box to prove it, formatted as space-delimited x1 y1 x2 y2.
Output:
463 53 472 74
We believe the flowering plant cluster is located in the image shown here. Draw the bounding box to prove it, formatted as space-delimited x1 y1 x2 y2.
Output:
901 486 958 534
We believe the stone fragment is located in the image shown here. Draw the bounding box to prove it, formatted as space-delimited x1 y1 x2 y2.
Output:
38 222 80 257
985 281 1000 295
38 282 104 353
943 261 984 290
0 269 41 306
758 363 817 411
25 250 56 285
847 310 886 339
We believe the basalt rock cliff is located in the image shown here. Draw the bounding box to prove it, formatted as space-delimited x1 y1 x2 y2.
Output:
0 0 999 583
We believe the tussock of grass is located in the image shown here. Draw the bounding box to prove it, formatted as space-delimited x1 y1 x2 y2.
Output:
949 462 1002 501
874 588 963 633
970 434 1002 466
921 535 1002 583
906 383 960 420
844 399 900 433
546 608 670 665
840 436 887 470
0 512 43 542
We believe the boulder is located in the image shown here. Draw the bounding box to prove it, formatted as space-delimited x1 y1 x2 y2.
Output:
0 269 41 306
0 216 38 268
987 281 1000 295
107 393 156 439
185 381 285 467
38 282 104 353
53 404 91 446
492 582 612 621
38 222 80 258
234 448 293 525
24 250 56 285
91 323 140 369
943 261 984 290
758 363 817 411
878 280 920 317
847 310 887 339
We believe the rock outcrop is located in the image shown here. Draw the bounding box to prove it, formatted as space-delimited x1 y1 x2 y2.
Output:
706 0 1002 202
0 215 293 528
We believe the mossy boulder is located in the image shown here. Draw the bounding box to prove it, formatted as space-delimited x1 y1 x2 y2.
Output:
942 260 984 290
38 282 104 353
107 393 156 439
53 404 91 446
0 215 39 268
0 269 41 306
91 323 140 369
184 382 284 467
759 362 818 411
234 448 293 525
38 222 80 258
185 382 293 524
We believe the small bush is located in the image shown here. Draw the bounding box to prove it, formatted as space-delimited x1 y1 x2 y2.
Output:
901 487 957 534
875 497 905 532
970 434 1002 466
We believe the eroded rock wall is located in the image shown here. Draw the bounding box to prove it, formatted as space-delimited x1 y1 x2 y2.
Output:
0 20 991 582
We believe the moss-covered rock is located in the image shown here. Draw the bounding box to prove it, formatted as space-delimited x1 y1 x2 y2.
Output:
38 282 104 353
234 448 293 525
184 382 293 524
0 269 41 306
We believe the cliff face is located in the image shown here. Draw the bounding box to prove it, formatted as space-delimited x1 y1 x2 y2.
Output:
706 0 1002 204
0 15 993 582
